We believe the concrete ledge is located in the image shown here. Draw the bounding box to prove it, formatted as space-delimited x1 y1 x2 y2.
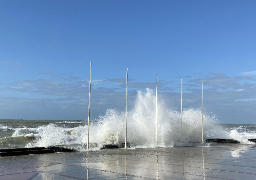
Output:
1 139 255 156
205 139 240 143
206 138 256 143
248 139 256 143
0 146 75 157
101 142 131 149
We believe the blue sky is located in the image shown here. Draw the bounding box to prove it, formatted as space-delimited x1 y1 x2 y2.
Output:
1 0 256 123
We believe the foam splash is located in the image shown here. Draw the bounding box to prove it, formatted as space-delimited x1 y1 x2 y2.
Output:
0 124 13 131
9 89 255 150
228 129 255 144
87 89 226 148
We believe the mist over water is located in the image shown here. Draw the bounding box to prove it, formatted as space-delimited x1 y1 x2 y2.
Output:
1 89 255 150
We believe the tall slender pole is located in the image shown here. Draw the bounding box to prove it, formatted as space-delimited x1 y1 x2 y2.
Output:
125 155 128 179
125 68 128 148
87 61 92 151
87 155 89 179
202 147 206 180
181 79 182 131
156 74 158 147
156 155 159 180
202 82 204 144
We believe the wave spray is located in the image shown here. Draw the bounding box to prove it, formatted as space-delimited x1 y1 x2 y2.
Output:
10 89 253 150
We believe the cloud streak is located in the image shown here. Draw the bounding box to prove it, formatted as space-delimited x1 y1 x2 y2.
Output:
241 71 256 76
191 73 255 91
1 60 21 70
0 73 256 123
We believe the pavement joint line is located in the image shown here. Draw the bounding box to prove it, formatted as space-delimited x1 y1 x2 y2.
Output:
39 155 256 179
0 163 246 180
165 168 234 180
27 172 40 180
37 160 159 180
44 160 237 180
157 162 256 176
83 156 256 171
40 171 87 180
67 164 159 180
92 151 256 169
223 156 256 162
125 163 238 179
131 158 254 176
92 156 256 175
176 159 256 169
0 170 39 177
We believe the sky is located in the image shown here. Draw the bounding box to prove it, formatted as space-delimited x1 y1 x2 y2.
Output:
0 0 256 123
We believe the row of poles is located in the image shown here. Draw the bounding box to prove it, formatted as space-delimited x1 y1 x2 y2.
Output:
87 62 204 151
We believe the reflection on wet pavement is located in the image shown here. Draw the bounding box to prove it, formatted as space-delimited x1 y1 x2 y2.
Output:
1 145 256 179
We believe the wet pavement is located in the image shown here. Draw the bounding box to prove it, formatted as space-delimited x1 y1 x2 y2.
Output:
1 144 256 180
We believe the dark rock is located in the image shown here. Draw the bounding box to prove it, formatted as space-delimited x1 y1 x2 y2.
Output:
101 142 131 149
0 146 75 157
248 139 256 143
205 139 240 143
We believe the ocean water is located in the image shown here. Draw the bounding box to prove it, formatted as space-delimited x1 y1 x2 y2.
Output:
1 89 256 150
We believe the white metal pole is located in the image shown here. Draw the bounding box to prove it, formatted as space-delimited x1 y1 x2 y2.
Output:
87 61 92 151
125 68 128 148
156 74 158 147
156 155 159 179
181 79 182 131
202 82 204 144
87 155 89 179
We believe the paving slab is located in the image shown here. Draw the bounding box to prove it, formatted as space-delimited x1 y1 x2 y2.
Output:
1 144 256 180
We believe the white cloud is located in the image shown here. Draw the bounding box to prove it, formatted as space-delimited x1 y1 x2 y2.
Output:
91 79 104 84
236 89 245 92
235 98 256 102
1 60 21 70
192 73 254 91
241 71 256 76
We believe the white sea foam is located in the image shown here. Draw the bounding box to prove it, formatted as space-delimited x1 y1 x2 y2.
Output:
0 124 13 131
9 89 255 150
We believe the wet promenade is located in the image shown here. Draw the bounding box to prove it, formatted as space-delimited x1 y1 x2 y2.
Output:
1 144 256 180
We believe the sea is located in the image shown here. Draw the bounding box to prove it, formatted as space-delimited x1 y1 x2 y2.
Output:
1 89 256 150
